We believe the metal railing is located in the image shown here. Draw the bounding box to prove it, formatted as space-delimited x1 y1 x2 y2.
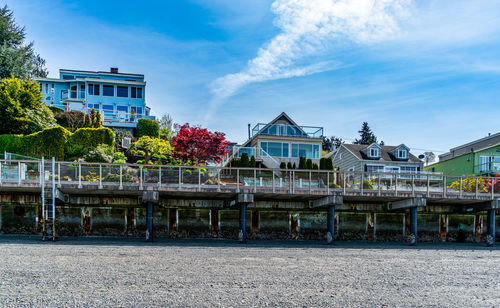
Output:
219 146 281 169
0 159 498 200
61 90 86 100
251 123 323 138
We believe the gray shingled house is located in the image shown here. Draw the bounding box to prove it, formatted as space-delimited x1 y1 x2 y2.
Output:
329 143 424 174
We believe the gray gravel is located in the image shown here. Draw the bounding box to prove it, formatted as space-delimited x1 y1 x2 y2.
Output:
0 236 499 307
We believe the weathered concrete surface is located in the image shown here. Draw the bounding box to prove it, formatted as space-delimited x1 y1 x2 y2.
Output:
0 237 498 307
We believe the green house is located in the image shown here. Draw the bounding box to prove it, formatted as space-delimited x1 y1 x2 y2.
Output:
425 132 500 176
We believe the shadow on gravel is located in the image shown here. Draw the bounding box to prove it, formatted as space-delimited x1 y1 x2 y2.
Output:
0 234 498 251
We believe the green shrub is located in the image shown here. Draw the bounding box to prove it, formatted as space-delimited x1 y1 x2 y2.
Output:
82 145 113 163
68 127 115 154
325 157 333 170
306 159 313 170
312 163 319 170
112 152 127 164
23 126 71 160
292 163 296 169
298 157 307 169
240 153 249 167
287 162 292 169
363 179 374 190
280 162 286 169
0 134 24 154
137 118 160 138
250 155 256 167
319 158 326 170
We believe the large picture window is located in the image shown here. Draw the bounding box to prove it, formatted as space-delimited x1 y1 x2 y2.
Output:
103 85 114 97
117 86 128 97
131 87 143 99
88 84 100 96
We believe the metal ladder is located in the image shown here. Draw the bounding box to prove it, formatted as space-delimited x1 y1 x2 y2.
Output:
41 157 56 241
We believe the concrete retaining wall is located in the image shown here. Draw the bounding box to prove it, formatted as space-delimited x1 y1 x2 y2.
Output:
1 205 498 242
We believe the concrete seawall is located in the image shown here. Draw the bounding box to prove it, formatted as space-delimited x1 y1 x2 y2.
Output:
1 204 498 243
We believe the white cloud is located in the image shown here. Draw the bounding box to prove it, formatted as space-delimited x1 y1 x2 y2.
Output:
207 0 412 119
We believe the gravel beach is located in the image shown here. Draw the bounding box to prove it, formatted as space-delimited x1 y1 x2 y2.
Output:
0 236 499 307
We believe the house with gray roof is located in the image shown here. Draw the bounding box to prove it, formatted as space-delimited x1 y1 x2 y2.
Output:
329 143 424 174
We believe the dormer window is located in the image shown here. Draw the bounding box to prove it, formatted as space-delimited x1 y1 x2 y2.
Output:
369 148 379 158
398 149 407 159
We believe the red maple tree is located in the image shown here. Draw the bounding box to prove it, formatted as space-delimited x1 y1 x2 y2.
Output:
171 123 229 165
484 173 500 193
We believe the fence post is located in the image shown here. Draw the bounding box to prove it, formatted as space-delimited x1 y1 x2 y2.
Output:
158 166 162 189
178 166 181 190
426 174 430 198
492 177 495 198
360 172 364 196
459 177 463 198
236 168 240 193
99 164 103 189
309 171 312 194
0 160 2 186
217 168 221 192
58 163 61 187
378 174 381 196
17 161 21 187
253 169 256 193
395 174 398 196
272 172 275 193
140 166 144 190
412 174 415 197
343 172 346 195
443 175 447 198
475 176 479 199
78 162 82 189
198 167 201 192
119 165 123 190
327 172 330 195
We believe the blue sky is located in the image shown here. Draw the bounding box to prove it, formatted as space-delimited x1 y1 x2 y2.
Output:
7 0 500 155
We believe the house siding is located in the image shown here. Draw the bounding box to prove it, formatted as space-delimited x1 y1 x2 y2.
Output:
332 147 362 171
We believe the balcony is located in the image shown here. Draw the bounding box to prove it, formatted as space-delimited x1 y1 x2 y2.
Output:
61 90 86 100
252 123 323 138
101 111 155 124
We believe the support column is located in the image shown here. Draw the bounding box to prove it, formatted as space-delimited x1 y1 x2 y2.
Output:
409 207 417 246
146 201 153 242
142 191 159 243
486 209 496 247
327 205 335 245
239 203 247 244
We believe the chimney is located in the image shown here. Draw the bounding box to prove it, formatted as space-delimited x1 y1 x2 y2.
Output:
248 124 251 139
110 67 119 74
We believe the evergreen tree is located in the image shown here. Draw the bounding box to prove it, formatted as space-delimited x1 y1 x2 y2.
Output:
0 6 47 79
306 158 313 170
292 162 297 169
287 162 292 169
298 157 307 169
239 153 249 167
319 158 326 170
353 122 377 145
249 155 256 168
325 157 334 171
90 108 96 126
280 162 286 169
312 163 319 170
83 114 90 127
94 111 102 128
322 136 344 151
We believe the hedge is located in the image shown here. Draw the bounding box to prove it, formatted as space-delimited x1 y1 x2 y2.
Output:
136 118 160 138
0 126 114 161
69 127 115 150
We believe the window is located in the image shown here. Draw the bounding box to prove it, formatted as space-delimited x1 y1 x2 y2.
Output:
494 157 500 171
479 156 490 172
291 144 299 158
88 84 100 96
45 83 48 93
117 86 128 97
131 106 143 115
131 87 143 98
282 143 289 158
400 166 417 173
102 104 114 116
62 75 75 80
367 165 384 173
398 149 407 159
369 148 379 157
116 105 128 112
103 85 114 96
88 103 99 111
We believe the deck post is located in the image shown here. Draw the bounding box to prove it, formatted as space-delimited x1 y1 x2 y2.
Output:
327 205 335 245
486 209 496 247
239 203 247 244
410 207 417 246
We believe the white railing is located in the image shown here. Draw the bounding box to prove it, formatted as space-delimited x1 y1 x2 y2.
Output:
0 159 498 199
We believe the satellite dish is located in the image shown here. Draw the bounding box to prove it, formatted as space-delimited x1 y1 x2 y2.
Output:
418 154 425 159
